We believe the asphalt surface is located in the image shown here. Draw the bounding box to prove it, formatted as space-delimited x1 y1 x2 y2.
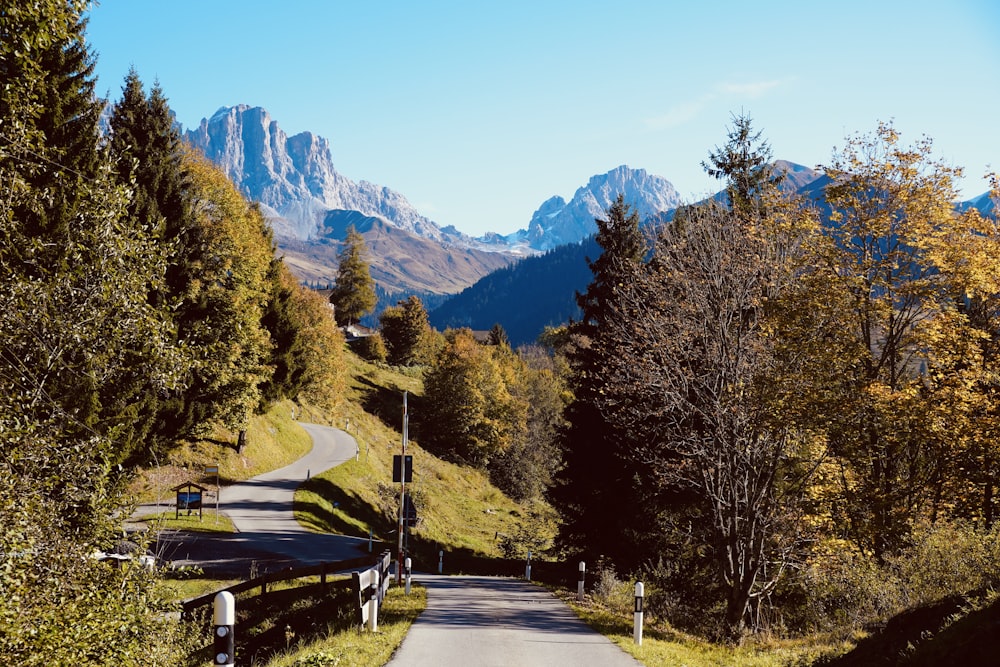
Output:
137 422 374 574
386 574 643 667
142 424 643 665
218 422 369 564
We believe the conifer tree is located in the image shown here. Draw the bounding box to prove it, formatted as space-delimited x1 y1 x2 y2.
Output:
551 195 653 570
329 225 376 326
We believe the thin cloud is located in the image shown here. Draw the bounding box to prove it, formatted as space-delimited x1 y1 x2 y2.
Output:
644 79 785 130
644 95 714 130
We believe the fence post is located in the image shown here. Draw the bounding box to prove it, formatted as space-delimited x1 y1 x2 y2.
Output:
438 550 443 574
577 561 586 601
405 557 412 595
633 581 644 646
369 570 379 632
213 591 235 665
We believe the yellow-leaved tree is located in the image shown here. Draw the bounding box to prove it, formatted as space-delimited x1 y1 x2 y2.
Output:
816 123 1000 558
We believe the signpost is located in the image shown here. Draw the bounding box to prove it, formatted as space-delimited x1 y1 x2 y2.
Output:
396 393 408 584
205 465 220 517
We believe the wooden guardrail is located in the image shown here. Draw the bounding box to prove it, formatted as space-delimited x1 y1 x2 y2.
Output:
180 554 376 619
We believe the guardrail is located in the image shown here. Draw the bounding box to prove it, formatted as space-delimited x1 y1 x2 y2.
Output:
180 552 384 620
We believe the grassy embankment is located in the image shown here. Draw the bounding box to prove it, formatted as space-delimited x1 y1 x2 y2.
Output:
293 352 556 566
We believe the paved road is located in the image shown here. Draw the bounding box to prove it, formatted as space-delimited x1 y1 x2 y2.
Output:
387 575 642 667
216 422 370 564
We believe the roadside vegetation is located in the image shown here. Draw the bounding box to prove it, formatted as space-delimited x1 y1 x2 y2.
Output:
6 2 1000 665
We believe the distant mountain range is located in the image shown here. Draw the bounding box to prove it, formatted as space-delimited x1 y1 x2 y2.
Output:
182 105 699 293
181 104 995 343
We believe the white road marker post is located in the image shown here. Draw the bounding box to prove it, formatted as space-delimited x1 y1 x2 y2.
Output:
369 570 380 632
633 581 644 646
213 591 235 665
438 549 443 574
577 561 586 601
405 557 412 595
525 550 532 581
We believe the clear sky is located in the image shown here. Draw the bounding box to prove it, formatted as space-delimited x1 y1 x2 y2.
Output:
85 0 999 237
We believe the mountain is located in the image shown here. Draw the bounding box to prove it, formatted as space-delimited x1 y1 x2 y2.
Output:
504 165 683 251
184 105 519 294
429 239 599 346
280 210 513 294
433 163 993 347
184 105 462 243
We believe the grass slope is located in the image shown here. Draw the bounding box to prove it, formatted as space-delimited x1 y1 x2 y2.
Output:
294 351 556 568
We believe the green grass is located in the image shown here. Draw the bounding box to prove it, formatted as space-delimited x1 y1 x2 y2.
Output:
128 399 314 505
135 510 236 533
551 588 852 667
262 584 427 667
294 352 558 563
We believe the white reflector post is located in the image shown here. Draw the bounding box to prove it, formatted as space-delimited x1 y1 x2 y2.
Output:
213 591 235 665
633 581 644 646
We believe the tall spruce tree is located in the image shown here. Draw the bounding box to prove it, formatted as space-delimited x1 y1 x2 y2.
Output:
329 225 376 326
106 69 199 457
551 195 654 571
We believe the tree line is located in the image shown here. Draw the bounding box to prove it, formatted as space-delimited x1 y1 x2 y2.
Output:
1 3 346 662
552 114 1000 638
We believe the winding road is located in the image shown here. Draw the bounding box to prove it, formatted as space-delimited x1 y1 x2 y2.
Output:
154 422 643 665
217 422 368 564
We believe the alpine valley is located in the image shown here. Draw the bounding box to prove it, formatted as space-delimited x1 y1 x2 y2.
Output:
185 105 995 345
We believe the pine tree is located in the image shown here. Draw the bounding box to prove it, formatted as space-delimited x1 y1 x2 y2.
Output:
702 112 782 220
106 68 199 457
329 225 376 326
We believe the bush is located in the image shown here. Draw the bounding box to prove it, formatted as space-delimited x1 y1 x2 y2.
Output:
887 521 1000 607
591 560 633 616
351 334 386 363
783 522 1000 635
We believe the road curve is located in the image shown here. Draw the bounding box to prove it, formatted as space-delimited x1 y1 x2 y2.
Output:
387 575 642 667
217 422 369 564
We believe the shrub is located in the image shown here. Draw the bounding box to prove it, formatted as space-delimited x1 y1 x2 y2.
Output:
351 334 386 363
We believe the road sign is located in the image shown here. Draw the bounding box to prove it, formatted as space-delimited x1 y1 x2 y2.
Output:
401 494 418 526
392 454 413 483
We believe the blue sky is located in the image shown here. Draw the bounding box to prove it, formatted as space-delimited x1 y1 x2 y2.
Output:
86 0 999 236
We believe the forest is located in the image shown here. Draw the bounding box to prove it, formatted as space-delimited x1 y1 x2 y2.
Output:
3 1 1000 664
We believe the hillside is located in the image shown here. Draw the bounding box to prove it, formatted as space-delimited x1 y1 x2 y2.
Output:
293 349 557 562
279 210 515 294
429 238 597 346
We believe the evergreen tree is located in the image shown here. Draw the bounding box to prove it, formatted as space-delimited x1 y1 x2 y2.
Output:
551 195 653 571
106 69 199 457
487 323 511 349
329 225 376 326
702 112 783 220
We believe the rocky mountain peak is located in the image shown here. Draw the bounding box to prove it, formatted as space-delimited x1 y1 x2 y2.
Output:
519 165 682 250
184 105 450 243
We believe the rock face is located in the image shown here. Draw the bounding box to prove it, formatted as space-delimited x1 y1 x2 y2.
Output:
517 166 683 250
184 105 453 243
